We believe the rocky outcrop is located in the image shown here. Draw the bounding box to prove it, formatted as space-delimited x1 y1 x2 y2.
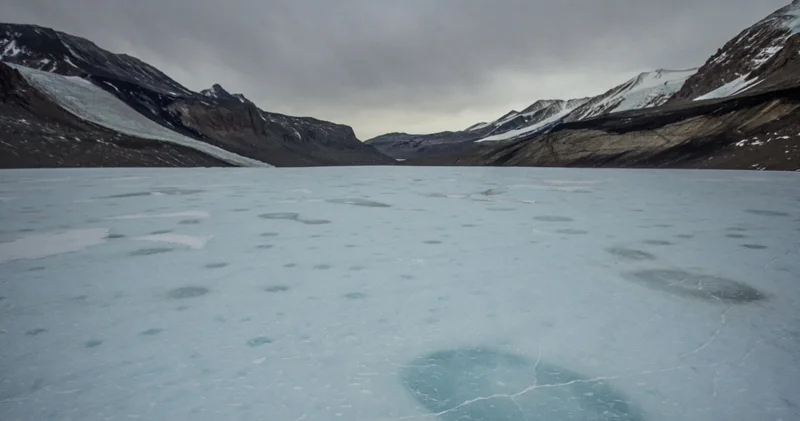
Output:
668 1 800 102
200 84 254 106
0 62 230 168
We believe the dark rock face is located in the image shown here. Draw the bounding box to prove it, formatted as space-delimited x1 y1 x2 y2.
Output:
0 23 392 167
668 1 800 103
0 62 229 168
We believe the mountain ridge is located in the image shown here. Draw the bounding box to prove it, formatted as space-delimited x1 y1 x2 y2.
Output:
0 22 393 167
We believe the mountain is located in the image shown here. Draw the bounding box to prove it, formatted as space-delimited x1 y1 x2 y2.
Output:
371 2 799 170
365 98 590 160
200 84 254 106
0 23 393 167
668 0 800 102
0 62 229 168
457 85 800 171
562 69 697 122
367 69 696 160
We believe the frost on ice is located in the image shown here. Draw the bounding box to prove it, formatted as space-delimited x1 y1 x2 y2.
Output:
0 167 798 421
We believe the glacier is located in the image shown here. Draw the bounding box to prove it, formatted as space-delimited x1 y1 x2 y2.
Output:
0 167 799 421
8 64 271 168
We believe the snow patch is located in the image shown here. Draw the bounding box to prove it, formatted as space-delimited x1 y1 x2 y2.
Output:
476 106 575 142
135 233 212 250
1 39 23 57
0 228 109 264
695 75 762 101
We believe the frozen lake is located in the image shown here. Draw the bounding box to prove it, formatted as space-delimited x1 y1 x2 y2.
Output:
0 167 798 421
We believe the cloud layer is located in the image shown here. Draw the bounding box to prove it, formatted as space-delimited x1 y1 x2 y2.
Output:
2 0 789 138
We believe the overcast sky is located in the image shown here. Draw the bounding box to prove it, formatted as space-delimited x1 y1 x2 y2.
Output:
2 0 789 139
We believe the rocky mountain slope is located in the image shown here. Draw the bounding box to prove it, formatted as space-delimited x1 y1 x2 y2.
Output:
455 86 800 171
367 69 698 160
366 98 590 160
374 1 799 170
0 62 229 168
668 0 800 103
0 23 393 167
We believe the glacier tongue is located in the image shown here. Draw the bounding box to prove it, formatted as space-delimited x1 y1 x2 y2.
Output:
8 64 272 167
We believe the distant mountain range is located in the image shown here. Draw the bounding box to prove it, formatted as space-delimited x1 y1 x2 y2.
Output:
1 1 798 170
367 1 800 170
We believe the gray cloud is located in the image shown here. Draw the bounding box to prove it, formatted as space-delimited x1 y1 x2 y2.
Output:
2 0 790 138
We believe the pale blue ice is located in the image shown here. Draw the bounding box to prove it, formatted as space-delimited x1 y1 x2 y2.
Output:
0 167 798 421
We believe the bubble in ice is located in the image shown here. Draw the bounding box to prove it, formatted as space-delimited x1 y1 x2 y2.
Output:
555 228 588 235
345 292 366 300
140 328 164 336
534 215 574 222
25 328 47 336
726 234 748 239
606 247 657 261
326 198 392 208
741 244 768 250
167 286 209 300
130 247 173 256
84 340 103 348
642 239 672 246
247 336 273 347
205 262 229 269
265 285 290 293
745 209 790 217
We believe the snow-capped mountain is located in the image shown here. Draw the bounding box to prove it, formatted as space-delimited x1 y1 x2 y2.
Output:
475 99 590 142
563 69 697 122
0 23 392 167
669 0 800 102
371 2 800 162
366 97 591 158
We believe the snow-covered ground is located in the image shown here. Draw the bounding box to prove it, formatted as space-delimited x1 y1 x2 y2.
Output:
8 64 270 167
0 167 798 421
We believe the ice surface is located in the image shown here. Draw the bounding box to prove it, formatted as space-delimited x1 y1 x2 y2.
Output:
0 167 799 421
8 64 271 168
